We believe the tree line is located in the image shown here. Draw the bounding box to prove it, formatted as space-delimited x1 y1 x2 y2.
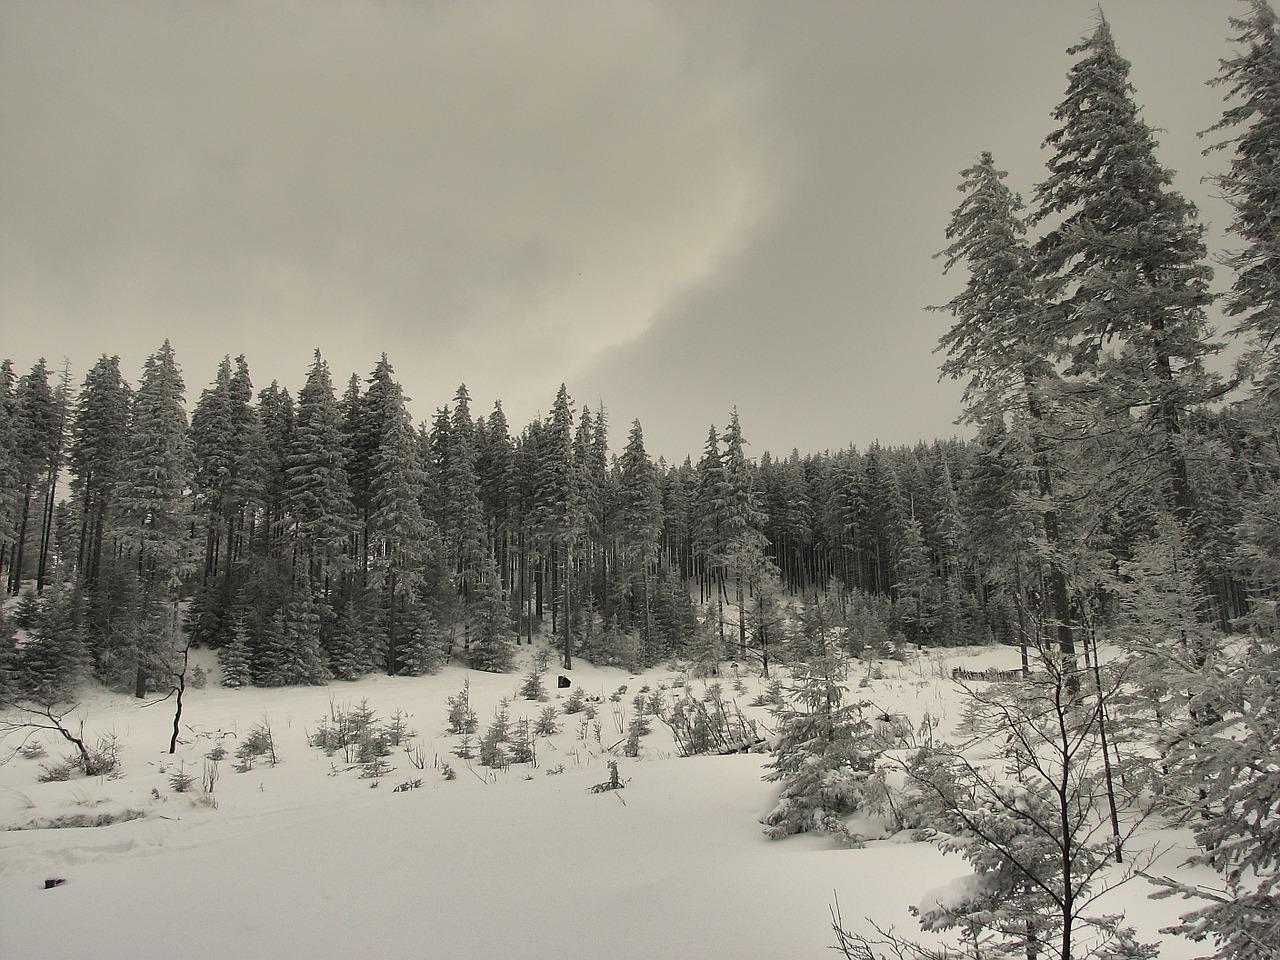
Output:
1 7 1277 717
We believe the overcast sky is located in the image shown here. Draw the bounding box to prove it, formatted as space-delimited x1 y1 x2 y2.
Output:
0 0 1243 462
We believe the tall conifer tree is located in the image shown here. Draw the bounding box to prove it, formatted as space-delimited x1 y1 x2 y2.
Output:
284 351 355 581
1033 16 1219 537
934 151 1079 664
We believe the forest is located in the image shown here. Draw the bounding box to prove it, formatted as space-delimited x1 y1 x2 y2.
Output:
2 5 1280 958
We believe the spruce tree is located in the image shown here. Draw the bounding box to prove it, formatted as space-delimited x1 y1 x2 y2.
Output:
1204 0 1280 393
368 383 439 674
284 351 355 579
761 647 880 844
68 355 131 589
255 381 295 556
617 420 663 663
467 556 516 672
934 151 1079 666
444 385 485 591
191 357 238 583
0 361 20 586
116 341 194 591
7 360 62 595
280 573 330 685
1156 609 1280 960
532 385 584 668
1034 16 1219 541
218 619 253 688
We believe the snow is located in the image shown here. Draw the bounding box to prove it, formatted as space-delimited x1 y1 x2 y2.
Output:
0 645 1208 959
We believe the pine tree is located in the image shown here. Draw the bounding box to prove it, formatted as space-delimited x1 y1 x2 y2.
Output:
218 619 253 688
1204 0 1280 394
693 425 726 563
191 357 238 581
325 599 377 681
284 351 355 578
189 355 264 608
116 341 194 591
761 648 881 844
255 381 295 556
1157 615 1280 960
444 385 486 591
719 409 766 541
476 401 514 546
1034 16 1219 540
617 420 663 663
531 385 583 668
68 355 131 589
7 360 63 595
0 361 21 586
894 513 936 646
467 556 516 672
280 574 329 685
371 391 439 665
934 151 1079 667
14 583 87 701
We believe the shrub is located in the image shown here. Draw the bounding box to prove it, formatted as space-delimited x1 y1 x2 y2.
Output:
590 760 625 793
169 762 195 793
563 686 588 714
235 720 278 771
37 758 75 782
533 705 559 737
444 681 478 734
509 718 536 765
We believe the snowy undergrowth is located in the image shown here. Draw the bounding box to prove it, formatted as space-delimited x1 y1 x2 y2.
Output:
0 642 1204 959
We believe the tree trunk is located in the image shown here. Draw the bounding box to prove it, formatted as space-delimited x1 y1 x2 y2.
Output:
9 484 33 595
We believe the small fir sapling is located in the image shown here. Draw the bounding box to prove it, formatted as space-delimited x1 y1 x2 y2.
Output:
234 719 278 771
169 760 195 793
509 718 536 764
750 678 785 709
590 759 625 793
384 710 415 746
478 728 508 769
479 698 512 768
360 754 392 779
519 664 548 702
445 679 478 735
562 686 588 714
623 718 644 757
452 733 475 760
533 705 559 737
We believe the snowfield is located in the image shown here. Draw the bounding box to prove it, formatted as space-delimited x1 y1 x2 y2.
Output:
0 645 1208 959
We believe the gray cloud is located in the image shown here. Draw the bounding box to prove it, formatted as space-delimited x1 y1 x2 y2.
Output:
0 0 1239 459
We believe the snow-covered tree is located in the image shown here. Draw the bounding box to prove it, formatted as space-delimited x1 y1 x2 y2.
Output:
1154 608 1280 958
761 648 882 844
1204 0 1280 395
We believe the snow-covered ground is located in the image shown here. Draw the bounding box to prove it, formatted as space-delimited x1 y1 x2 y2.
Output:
0 644 1207 959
